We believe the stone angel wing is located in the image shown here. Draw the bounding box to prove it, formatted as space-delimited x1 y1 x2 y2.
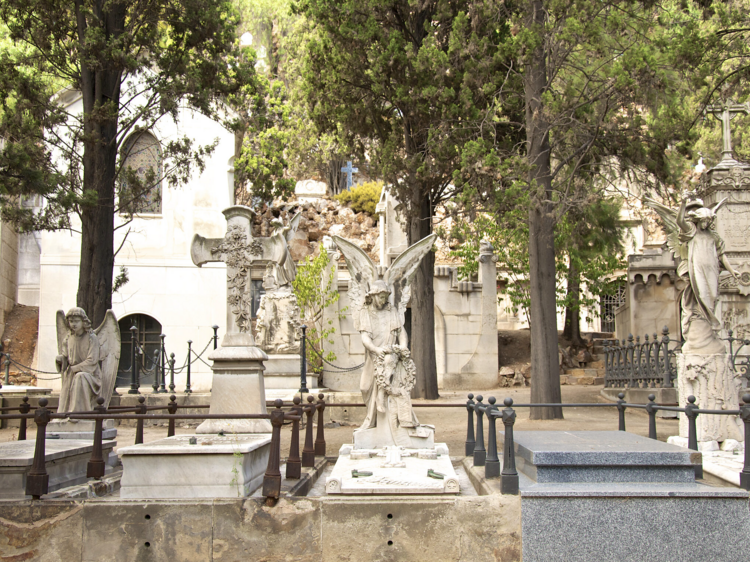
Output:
95 310 121 408
643 198 686 261
384 234 437 326
711 197 728 216
284 211 302 243
332 236 377 331
55 310 69 373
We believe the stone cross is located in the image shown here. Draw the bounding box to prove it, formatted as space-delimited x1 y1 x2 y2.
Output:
341 160 358 189
705 100 749 163
191 206 266 348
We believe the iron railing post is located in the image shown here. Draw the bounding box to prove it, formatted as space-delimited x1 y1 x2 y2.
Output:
739 393 750 491
167 395 177 437
465 393 476 456
500 398 519 495
685 395 702 479
26 398 50 499
212 325 219 350
286 397 302 479
135 396 146 445
169 353 175 393
185 340 193 394
302 395 315 467
128 326 139 394
87 397 107 479
315 393 326 457
485 397 500 478
158 335 167 393
299 325 309 394
647 393 657 440
263 400 285 502
152 349 160 393
18 396 30 441
473 395 486 467
662 326 673 387
617 392 626 431
3 351 10 385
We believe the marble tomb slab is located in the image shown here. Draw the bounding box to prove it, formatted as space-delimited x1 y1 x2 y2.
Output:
119 434 272 499
326 444 458 495
501 431 700 484
0 439 117 499
48 419 117 440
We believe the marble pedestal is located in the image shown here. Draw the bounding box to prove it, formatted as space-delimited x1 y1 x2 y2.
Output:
48 419 117 440
0 439 117 499
119 434 271 498
326 443 458 494
262 353 307 389
676 352 744 442
195 345 272 434
353 411 434 449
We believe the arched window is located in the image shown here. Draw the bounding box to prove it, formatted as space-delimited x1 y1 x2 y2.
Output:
120 131 162 214
117 313 163 388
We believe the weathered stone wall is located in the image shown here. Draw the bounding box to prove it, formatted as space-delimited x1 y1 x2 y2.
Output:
0 221 18 340
0 495 522 561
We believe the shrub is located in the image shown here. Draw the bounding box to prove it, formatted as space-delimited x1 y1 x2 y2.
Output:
334 180 383 216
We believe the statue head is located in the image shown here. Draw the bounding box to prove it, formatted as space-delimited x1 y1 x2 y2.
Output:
365 280 391 309
687 206 716 230
65 307 92 334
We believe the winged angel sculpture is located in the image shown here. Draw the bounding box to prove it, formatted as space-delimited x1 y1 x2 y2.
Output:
54 308 121 414
267 211 302 289
333 234 436 448
645 194 739 354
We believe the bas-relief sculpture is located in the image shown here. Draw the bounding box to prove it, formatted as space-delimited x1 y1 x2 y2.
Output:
53 308 120 414
333 234 437 449
646 193 744 441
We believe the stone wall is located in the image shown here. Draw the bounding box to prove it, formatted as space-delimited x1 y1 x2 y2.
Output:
0 221 18 340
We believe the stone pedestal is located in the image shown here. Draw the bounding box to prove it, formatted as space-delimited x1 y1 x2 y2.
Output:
676 352 744 441
195 345 272 434
326 444 458 495
262 353 306 390
0 439 117 499
352 411 434 449
119 434 271 498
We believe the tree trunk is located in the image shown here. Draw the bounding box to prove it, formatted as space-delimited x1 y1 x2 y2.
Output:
74 3 123 328
409 185 439 399
562 262 586 347
526 0 562 419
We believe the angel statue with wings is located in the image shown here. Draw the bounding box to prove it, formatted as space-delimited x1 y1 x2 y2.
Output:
333 234 437 448
54 308 121 415
645 193 739 354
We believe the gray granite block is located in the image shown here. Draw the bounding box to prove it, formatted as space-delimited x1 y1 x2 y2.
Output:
522 495 750 562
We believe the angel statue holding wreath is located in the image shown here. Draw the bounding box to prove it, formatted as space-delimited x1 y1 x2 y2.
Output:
333 234 437 449
645 192 739 354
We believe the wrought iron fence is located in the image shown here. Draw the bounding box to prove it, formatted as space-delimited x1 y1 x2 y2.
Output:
603 327 680 388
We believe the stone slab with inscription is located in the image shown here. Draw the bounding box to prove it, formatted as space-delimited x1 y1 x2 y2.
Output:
325 444 459 495
0 439 117 499
119 434 271 499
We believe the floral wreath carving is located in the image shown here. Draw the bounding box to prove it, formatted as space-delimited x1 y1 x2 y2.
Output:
374 345 417 396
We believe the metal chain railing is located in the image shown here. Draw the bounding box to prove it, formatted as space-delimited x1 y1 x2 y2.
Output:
5 357 62 380
304 337 364 372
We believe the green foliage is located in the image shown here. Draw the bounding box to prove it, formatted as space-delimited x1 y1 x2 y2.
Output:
334 181 382 217
292 245 344 374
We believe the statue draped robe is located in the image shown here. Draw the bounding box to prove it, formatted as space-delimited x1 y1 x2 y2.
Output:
57 331 102 413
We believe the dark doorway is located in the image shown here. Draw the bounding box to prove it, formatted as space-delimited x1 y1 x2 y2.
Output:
117 314 163 388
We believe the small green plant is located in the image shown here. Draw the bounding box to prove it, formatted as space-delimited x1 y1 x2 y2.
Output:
334 180 383 216
229 449 243 497
292 244 346 374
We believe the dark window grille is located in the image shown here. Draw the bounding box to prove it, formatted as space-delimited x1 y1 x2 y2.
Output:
117 314 163 388
600 284 626 333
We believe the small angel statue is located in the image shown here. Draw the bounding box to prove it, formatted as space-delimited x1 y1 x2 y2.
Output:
645 193 739 354
333 234 436 448
268 211 302 289
54 308 121 415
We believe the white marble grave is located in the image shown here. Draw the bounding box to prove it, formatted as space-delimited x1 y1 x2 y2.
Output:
0 439 117 499
119 434 271 498
48 419 117 440
326 444 459 495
